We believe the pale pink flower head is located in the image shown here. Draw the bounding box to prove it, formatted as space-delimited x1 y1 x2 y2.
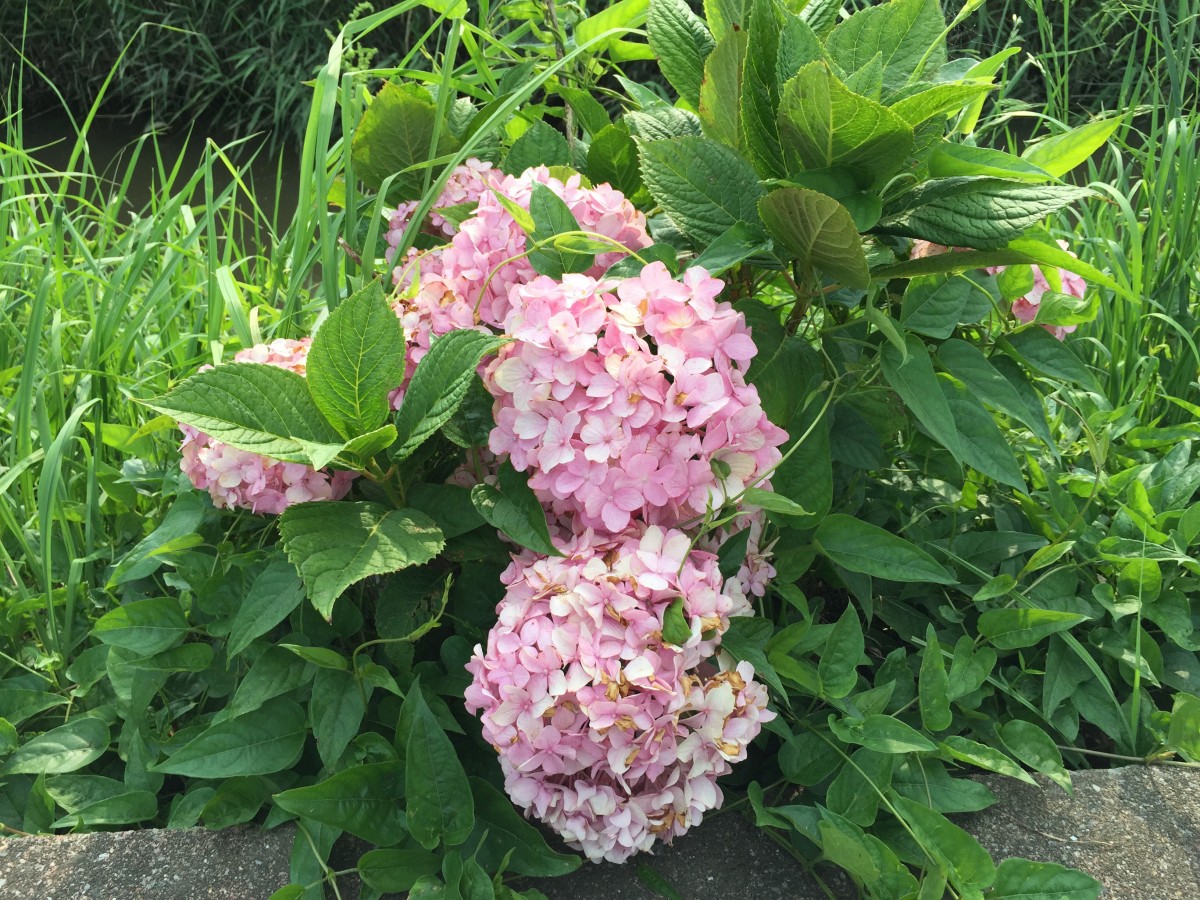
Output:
178 338 356 513
383 158 495 262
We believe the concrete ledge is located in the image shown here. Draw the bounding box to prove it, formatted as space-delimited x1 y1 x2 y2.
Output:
1 766 1197 899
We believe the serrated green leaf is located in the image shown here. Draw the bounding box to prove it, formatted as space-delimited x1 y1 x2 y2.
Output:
278 501 444 619
587 125 644 199
146 363 346 468
504 120 570 175
759 187 869 288
625 106 703 141
393 330 506 463
151 699 305 777
825 0 947 89
778 62 914 188
351 82 459 200
274 762 408 845
647 0 715 107
639 136 765 246
740 0 787 176
699 31 747 151
307 280 406 439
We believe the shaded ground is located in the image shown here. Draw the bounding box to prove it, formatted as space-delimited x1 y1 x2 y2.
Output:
1 766 1197 899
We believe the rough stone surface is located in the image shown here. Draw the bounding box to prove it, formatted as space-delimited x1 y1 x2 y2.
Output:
1 766 1197 899
961 766 1200 900
0 825 295 899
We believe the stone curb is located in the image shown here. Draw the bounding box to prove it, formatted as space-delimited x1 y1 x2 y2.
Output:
1 766 1196 899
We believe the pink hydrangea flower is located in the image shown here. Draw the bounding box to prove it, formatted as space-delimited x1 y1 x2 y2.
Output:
483 264 786 535
465 527 774 863
384 159 495 262
177 338 356 513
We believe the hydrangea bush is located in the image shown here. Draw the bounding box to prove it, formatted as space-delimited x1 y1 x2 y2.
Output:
21 2 1190 899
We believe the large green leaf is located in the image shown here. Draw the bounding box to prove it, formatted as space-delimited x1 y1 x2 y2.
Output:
358 849 443 893
306 280 406 439
1020 117 1122 178
889 82 995 127
403 687 474 849
227 557 307 658
393 331 505 463
936 339 1052 445
899 273 990 339
824 0 947 90
310 667 368 769
929 143 1053 182
278 501 444 620
876 178 1093 249
146 363 346 469
2 717 110 775
639 136 765 246
151 699 306 777
504 120 570 174
467 777 582 876
527 182 594 278
704 0 750 39
274 761 408 845
815 514 955 584
1000 327 1099 389
919 625 953 731
470 462 561 557
741 0 786 176
830 714 937 753
777 62 914 187
880 335 963 458
818 606 864 699
891 795 996 891
999 720 1070 793
647 0 715 107
351 82 459 199
759 187 869 288
977 609 1090 650
92 597 188 656
587 124 644 200
990 858 1101 899
699 31 747 152
940 380 1027 490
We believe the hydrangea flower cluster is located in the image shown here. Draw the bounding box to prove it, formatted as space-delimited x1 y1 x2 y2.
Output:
909 239 1089 340
384 159 495 262
464 528 773 862
178 339 355 514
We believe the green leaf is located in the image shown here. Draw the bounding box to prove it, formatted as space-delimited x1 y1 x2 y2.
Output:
358 849 442 893
228 557 307 657
990 858 1101 899
639 136 765 246
0 690 67 727
778 9 825 81
940 380 1028 490
999 720 1071 793
553 84 612 138
889 82 995 127
280 644 349 670
940 736 1037 785
51 789 158 829
274 762 408 845
146 363 346 468
504 121 570 174
278 501 444 620
647 0 715 107
1034 290 1100 328
576 0 650 53
311 667 368 769
587 125 644 200
741 0 787 176
661 598 692 645
877 179 1092 249
936 340 1051 445
625 107 703 141
891 795 996 890
225 646 314 719
527 182 594 277
1167 692 1200 761
351 82 460 199
899 274 989 339
920 625 953 731
1020 117 1122 178
307 280 406 439
151 699 306 777
407 483 485 540
2 717 110 775
816 514 954 585
705 0 750 39
891 758 997 813
690 222 773 276
880 335 963 459
742 487 810 517
830 714 937 753
393 331 506 463
404 686 474 849
777 62 914 188
827 747 892 826
468 776 581 876
819 605 864 699
929 143 1053 182
825 0 946 90
699 31 747 151
977 609 1089 650
759 187 869 288
470 462 561 557
92 597 188 656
